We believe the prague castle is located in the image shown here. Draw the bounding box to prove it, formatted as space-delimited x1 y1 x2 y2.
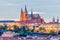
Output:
0 5 60 33
20 5 45 24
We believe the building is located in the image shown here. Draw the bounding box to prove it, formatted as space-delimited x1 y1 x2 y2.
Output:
2 31 19 37
0 5 45 30
0 5 60 33
20 5 60 33
34 17 60 33
20 5 45 24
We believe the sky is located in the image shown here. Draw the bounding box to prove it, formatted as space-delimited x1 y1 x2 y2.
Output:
0 0 60 22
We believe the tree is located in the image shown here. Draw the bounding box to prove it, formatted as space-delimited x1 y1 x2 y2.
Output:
31 26 35 32
39 27 46 32
50 30 55 33
3 24 8 31
0 25 4 36
27 28 31 32
39 27 45 30
0 25 3 30
49 30 56 36
19 26 27 37
0 30 3 36
58 30 60 34
0 24 8 36
13 25 20 33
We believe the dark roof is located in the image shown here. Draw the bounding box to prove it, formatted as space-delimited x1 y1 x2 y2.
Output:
27 14 40 18
0 20 15 22
27 14 32 18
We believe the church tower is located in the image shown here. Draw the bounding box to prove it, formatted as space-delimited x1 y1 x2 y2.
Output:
25 5 28 14
23 5 28 20
57 17 59 23
20 8 24 21
20 5 28 21
31 9 33 18
52 17 55 23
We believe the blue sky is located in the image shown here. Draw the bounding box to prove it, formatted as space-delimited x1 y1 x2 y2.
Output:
0 0 60 22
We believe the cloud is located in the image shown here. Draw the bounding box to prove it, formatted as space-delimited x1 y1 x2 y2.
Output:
28 12 46 14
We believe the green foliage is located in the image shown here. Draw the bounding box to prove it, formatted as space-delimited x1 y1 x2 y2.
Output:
39 27 46 33
0 25 5 34
31 26 35 32
27 28 31 32
19 26 27 37
0 24 9 31
13 25 20 33
39 27 45 31
49 30 57 36
3 24 8 31
0 25 4 30
50 30 56 34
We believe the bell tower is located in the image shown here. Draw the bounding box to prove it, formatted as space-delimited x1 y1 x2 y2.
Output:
31 9 33 18
23 5 28 20
25 5 28 14
57 17 59 23
52 17 55 23
20 8 23 21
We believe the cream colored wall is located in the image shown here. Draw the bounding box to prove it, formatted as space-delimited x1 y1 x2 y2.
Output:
38 23 60 33
0 22 20 30
0 22 60 33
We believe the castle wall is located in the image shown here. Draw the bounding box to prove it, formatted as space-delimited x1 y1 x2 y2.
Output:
34 23 60 33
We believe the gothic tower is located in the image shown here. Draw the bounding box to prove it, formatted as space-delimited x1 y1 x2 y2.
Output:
57 17 59 23
31 9 33 18
23 5 28 20
20 8 23 21
25 5 28 14
20 5 28 21
52 17 55 23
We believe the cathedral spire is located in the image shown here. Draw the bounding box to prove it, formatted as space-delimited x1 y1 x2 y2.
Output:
31 9 33 18
57 17 59 23
20 8 24 21
25 5 28 13
38 14 40 18
53 17 55 23
21 8 23 14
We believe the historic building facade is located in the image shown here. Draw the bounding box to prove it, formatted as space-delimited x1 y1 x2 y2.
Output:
0 6 60 33
20 5 45 24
